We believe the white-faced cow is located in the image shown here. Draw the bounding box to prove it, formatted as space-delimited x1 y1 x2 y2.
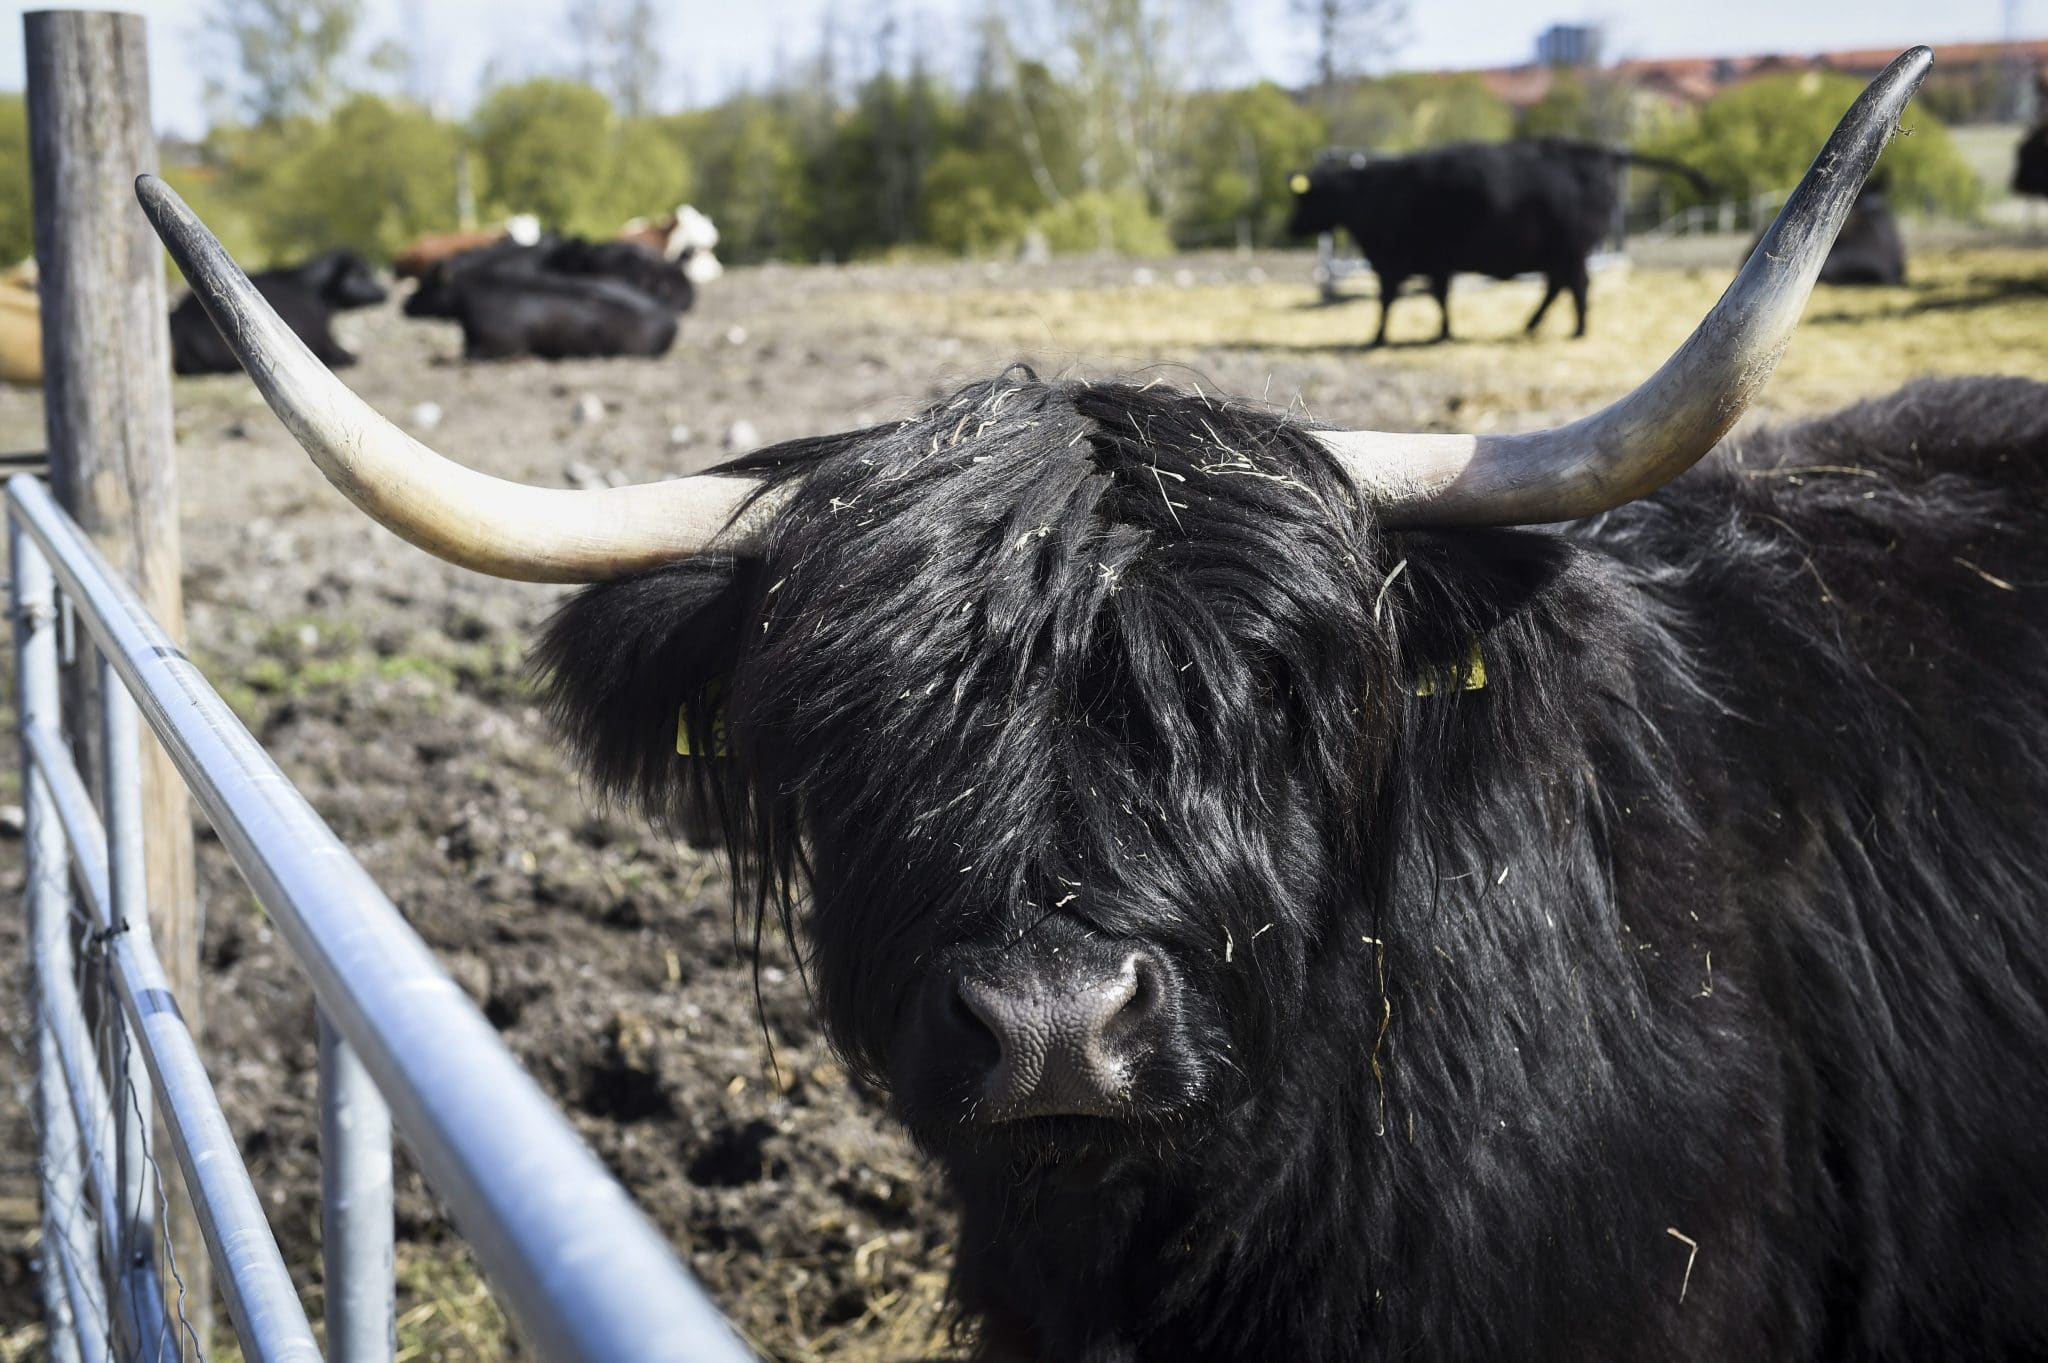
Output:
138 50 2048 1363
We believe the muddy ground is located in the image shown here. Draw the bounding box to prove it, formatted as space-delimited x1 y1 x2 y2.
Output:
0 233 2042 1362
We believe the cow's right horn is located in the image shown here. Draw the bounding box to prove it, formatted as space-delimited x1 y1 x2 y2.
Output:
136 175 775 583
1319 46 1932 527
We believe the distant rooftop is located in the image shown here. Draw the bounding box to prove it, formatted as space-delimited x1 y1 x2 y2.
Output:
1443 38 2048 116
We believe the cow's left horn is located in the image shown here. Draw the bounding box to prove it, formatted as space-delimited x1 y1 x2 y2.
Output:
1321 46 1932 527
135 175 774 583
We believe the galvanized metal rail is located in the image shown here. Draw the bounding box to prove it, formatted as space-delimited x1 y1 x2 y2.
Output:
12 471 755 1363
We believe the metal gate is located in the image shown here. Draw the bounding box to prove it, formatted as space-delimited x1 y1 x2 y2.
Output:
12 470 754 1362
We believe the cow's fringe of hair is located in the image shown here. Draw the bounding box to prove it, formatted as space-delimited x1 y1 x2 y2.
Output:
536 372 2048 1362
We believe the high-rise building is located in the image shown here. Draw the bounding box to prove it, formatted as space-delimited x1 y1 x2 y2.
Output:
1537 23 1604 68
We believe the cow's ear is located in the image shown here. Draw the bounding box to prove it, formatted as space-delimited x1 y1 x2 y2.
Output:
1382 528 1579 677
531 555 763 827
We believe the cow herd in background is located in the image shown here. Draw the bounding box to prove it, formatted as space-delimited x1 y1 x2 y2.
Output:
167 202 723 374
123 119 2048 377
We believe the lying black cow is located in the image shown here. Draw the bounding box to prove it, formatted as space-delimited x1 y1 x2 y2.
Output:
2016 123 2048 199
404 261 678 361
401 232 691 361
1751 183 1905 285
1288 140 1708 344
542 238 695 312
410 233 694 312
169 248 386 375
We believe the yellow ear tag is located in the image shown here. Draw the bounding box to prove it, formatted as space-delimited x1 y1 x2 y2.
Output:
675 694 729 757
1412 643 1487 698
1289 173 1311 194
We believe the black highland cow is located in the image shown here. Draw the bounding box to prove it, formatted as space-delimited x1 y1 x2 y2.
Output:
1286 139 1709 344
402 234 689 359
168 247 386 375
137 50 2048 1363
404 261 679 360
1751 183 1907 286
541 236 697 312
2016 122 2048 199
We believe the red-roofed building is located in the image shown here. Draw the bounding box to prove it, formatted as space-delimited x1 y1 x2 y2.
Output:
1448 37 2048 121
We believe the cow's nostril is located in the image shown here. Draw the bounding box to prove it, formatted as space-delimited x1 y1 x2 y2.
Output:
1113 955 1156 1029
947 973 1002 1049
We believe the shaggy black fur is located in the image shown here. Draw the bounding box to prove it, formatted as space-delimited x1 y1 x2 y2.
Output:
534 371 2048 1362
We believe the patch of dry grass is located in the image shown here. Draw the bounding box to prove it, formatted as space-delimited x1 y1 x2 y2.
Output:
852 246 2047 424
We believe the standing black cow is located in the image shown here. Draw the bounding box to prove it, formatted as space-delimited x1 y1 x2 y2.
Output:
169 248 386 375
2016 123 2048 198
143 50 2048 1363
1287 140 1708 344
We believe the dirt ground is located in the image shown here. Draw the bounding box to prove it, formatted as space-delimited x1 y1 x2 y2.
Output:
0 232 2042 1363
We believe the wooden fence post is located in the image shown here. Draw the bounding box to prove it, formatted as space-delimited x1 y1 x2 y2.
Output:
23 7 209 1344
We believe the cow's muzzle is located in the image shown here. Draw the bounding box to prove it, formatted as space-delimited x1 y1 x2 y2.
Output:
933 942 1173 1123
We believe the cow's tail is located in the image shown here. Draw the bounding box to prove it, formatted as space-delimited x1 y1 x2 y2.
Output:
1612 149 1715 199
1535 137 1716 199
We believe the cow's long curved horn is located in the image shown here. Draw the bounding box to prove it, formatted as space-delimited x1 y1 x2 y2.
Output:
1321 46 1932 527
135 175 773 583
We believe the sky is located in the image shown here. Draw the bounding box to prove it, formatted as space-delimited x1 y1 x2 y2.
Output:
0 0 2036 136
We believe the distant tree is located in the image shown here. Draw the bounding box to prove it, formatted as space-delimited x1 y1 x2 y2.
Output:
1176 82 1328 247
1034 187 1175 254
199 0 367 124
673 96 809 260
1330 72 1513 150
471 78 690 235
266 96 463 258
920 147 1034 255
1294 0 1407 108
1515 68 1637 141
972 0 1226 250
1641 71 1983 218
915 34 1064 256
0 95 28 265
189 95 462 263
565 0 664 116
808 58 953 259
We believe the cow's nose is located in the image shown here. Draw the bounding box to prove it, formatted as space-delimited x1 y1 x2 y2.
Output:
950 950 1165 1120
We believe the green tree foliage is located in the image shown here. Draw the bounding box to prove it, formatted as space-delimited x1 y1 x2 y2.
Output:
804 64 953 260
1034 188 1175 254
671 98 808 262
920 146 1034 255
203 95 462 263
1641 71 1983 217
1329 73 1512 150
163 26 1994 267
1512 70 1637 141
472 79 688 236
0 95 30 265
1177 82 1328 247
